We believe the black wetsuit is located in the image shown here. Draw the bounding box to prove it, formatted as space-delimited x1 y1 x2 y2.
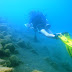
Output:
29 11 48 42
29 12 48 32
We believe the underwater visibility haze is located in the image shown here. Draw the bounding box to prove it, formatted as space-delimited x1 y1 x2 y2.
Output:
0 0 72 72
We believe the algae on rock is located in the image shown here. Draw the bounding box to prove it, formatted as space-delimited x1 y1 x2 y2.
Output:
9 55 21 67
17 40 26 48
4 43 15 53
0 66 13 72
0 59 6 65
0 39 12 47
4 49 11 57
32 70 43 72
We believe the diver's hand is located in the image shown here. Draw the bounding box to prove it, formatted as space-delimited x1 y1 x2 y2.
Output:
54 33 61 39
24 23 34 29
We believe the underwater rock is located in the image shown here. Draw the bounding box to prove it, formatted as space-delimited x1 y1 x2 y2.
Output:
4 43 15 53
0 39 12 47
17 40 26 48
0 39 7 47
0 34 4 39
32 70 43 72
62 63 72 72
0 49 5 57
0 66 13 72
9 55 20 67
4 35 12 40
0 46 5 57
3 60 11 67
4 35 12 44
4 49 11 57
0 25 8 32
44 57 58 70
2 55 21 67
0 43 3 49
30 49 39 55
1 31 7 36
0 44 11 57
0 59 6 65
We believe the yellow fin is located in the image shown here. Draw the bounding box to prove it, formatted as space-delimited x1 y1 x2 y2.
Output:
58 33 72 57
58 34 72 47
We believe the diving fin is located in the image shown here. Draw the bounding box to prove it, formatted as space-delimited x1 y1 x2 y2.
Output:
58 34 72 47
58 33 72 57
62 32 71 40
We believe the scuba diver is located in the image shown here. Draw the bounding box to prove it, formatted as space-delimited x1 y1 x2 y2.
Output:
24 11 60 41
24 11 72 57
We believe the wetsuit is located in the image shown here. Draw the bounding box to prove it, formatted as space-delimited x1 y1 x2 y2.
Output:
29 11 48 32
29 11 49 41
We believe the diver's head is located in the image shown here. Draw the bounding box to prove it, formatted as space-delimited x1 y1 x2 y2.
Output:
29 11 44 18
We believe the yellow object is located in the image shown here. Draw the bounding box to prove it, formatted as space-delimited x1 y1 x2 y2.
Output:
0 67 13 72
58 33 72 57
32 70 42 72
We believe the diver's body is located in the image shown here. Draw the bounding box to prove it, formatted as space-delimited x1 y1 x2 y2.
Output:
25 11 58 41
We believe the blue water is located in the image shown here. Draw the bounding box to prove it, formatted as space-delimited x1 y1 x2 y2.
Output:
0 0 72 72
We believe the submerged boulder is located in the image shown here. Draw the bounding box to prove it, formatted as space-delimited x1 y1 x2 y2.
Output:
17 40 26 48
0 39 7 47
30 49 39 55
0 34 4 39
0 43 3 49
62 62 72 72
0 44 5 57
3 55 21 67
0 39 12 47
3 60 11 67
0 43 11 57
0 59 11 68
44 57 58 70
0 59 6 65
4 49 11 57
1 31 8 36
9 55 21 67
4 43 15 53
4 35 12 40
0 49 5 57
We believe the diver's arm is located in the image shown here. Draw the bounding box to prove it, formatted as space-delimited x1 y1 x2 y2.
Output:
40 29 55 38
